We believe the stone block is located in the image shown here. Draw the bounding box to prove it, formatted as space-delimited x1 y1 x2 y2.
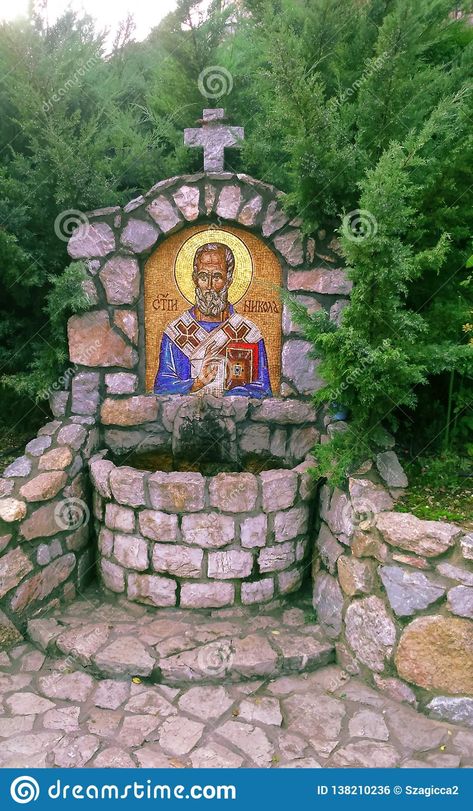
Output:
261 200 289 237
260 468 298 512
241 578 274 604
120 219 159 252
447 585 473 619
71 372 100 416
68 222 115 259
288 426 319 460
50 391 69 417
98 527 114 557
216 185 241 219
147 196 181 232
0 547 34 599
282 340 324 395
337 556 376 597
258 541 295 573
278 566 303 594
379 565 445 616
105 503 135 533
100 559 124 593
25 436 52 456
312 571 344 638
345 595 396 672
209 472 258 512
0 480 14 497
395 615 473 694
19 471 67 503
114 310 138 344
38 447 73 471
270 428 286 457
67 311 137 368
172 185 200 220
330 299 349 325
148 472 205 513
240 513 267 548
109 466 146 507
288 268 352 295
437 562 473 585
273 230 304 266
101 396 158 426
89 458 114 498
127 572 177 607
237 195 263 226
273 505 309 542
181 513 234 547
376 451 408 488
57 424 87 450
99 256 140 305
251 399 316 424
460 533 473 561
180 582 234 609
239 423 270 454
113 533 148 571
321 487 354 539
3 456 32 478
20 503 60 540
427 696 473 727
152 544 203 578
104 373 138 395
316 523 343 574
376 512 460 557
351 530 388 562
208 549 254 579
138 509 178 542
10 554 76 613
348 477 394 514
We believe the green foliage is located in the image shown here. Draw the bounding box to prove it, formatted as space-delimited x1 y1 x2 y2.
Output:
396 453 472 523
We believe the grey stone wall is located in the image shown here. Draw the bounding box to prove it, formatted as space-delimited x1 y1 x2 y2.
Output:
90 453 316 609
312 441 473 715
0 418 100 640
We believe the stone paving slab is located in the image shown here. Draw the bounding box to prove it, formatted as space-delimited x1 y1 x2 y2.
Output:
1 646 472 768
0 586 468 768
27 589 334 685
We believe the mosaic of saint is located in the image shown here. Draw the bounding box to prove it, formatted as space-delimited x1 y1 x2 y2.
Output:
145 226 282 397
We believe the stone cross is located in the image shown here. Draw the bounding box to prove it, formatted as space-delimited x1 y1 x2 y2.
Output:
184 109 244 172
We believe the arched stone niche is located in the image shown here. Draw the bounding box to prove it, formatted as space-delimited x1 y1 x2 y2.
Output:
65 171 352 416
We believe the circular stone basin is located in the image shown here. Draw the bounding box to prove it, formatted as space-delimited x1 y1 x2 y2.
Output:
89 450 314 610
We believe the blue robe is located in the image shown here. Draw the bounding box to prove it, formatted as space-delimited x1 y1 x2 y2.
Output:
154 306 272 398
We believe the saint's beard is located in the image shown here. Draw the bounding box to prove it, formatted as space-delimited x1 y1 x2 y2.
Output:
195 286 229 317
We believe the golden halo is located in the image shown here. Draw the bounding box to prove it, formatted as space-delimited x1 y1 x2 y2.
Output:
174 229 253 305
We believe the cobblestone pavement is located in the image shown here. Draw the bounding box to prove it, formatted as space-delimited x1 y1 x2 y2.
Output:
1 643 473 768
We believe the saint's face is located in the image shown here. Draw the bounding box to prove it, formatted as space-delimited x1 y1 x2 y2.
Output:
194 250 228 294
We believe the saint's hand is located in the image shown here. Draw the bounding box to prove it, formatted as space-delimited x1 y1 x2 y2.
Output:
191 358 219 392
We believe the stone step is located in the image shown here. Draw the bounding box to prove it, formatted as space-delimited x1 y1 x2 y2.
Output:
26 589 334 686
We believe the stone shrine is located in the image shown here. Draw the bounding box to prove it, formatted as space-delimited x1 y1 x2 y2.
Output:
1 110 472 721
